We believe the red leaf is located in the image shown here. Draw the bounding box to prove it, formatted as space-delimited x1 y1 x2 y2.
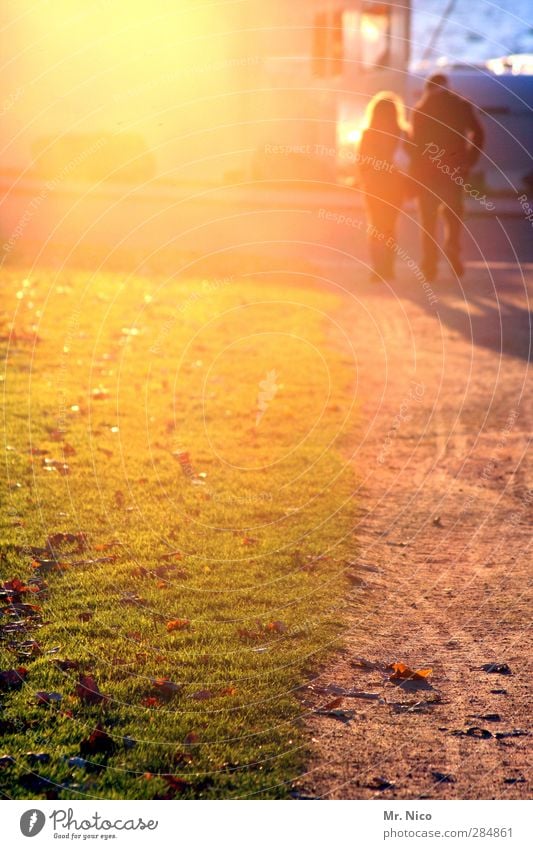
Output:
1 578 31 594
220 686 238 697
166 618 190 632
80 723 115 755
75 675 105 705
141 696 161 708
183 732 200 746
0 667 28 691
265 620 287 634
161 774 189 795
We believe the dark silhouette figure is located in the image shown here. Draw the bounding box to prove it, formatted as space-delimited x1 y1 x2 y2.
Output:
410 73 484 280
359 92 408 281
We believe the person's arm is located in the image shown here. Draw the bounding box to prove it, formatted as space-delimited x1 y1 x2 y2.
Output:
403 119 417 161
358 130 372 180
408 107 429 170
358 129 370 160
465 104 484 167
410 107 421 148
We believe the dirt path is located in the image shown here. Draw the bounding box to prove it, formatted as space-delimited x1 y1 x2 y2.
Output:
297 259 532 799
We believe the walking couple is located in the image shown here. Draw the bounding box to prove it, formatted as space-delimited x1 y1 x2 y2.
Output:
358 73 485 283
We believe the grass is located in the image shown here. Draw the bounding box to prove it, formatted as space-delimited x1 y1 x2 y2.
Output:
0 266 358 799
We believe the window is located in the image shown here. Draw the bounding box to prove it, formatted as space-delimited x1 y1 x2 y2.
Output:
360 2 391 70
312 9 344 77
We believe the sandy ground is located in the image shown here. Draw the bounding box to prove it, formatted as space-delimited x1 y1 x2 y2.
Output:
296 257 531 800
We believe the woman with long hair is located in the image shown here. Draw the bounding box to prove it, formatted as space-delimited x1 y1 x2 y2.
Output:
358 92 409 281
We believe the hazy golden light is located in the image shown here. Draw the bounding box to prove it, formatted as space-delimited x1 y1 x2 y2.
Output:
1 0 249 187
361 15 383 44
338 122 363 146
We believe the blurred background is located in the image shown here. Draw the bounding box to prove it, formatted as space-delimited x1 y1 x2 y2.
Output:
0 1 532 268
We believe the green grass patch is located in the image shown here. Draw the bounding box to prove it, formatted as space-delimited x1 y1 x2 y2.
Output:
0 267 357 799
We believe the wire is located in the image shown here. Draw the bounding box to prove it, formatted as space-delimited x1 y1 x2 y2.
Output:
421 0 459 64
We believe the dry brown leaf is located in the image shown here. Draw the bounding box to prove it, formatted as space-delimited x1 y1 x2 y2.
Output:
322 696 344 711
75 674 106 705
389 662 432 681
191 689 214 701
166 618 190 632
265 620 287 634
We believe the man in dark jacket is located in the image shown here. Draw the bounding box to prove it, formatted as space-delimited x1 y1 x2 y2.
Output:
410 73 484 280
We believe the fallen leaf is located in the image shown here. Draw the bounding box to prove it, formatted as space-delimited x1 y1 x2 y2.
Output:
0 667 28 691
35 691 62 706
141 696 161 708
432 770 455 783
151 679 181 701
68 756 88 769
75 675 106 705
43 457 70 475
191 689 214 701
220 686 238 697
78 611 93 622
389 662 432 681
265 620 287 634
166 618 190 632
7 640 41 659
161 774 189 795
80 724 115 755
47 531 88 553
367 777 395 791
183 732 200 746
322 696 344 711
481 663 512 675
1 578 34 597
451 726 492 739
54 659 80 672
19 772 53 793
495 729 528 740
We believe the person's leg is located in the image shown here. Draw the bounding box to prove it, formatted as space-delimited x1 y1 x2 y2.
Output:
417 188 440 279
381 205 399 279
366 198 388 277
442 185 465 277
